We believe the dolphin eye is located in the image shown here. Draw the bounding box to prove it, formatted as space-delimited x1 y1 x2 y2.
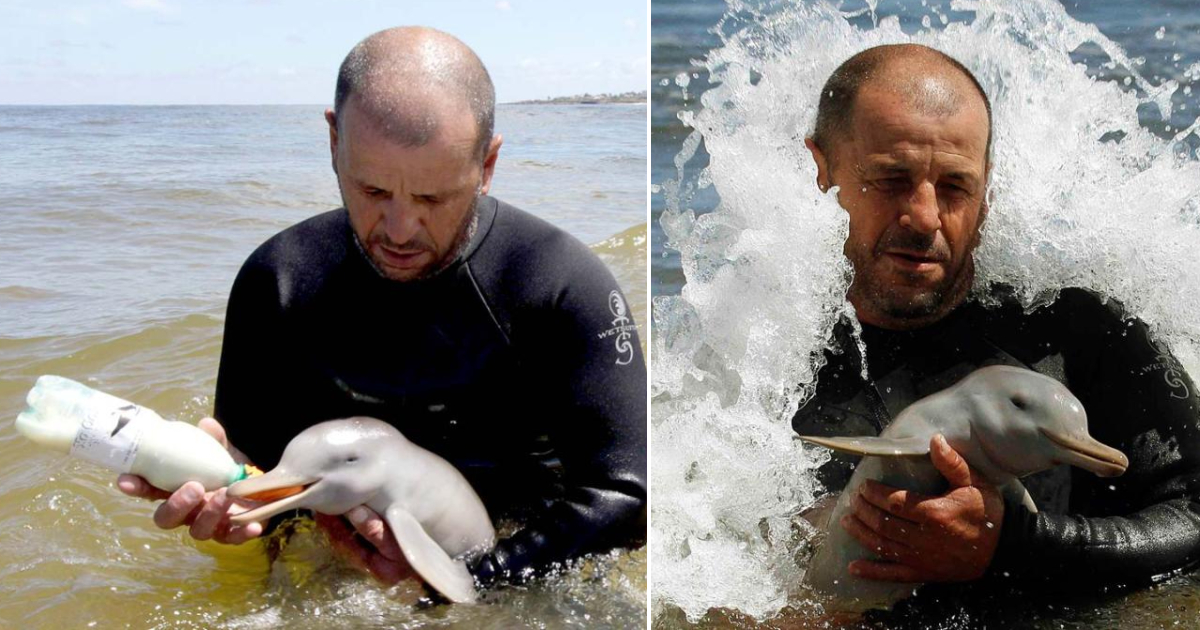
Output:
1011 397 1028 410
345 456 359 464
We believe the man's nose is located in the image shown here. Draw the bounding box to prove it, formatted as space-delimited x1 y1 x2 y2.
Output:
381 199 423 244
898 181 941 234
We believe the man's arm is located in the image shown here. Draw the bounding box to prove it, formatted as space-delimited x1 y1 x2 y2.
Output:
990 301 1200 586
470 245 647 583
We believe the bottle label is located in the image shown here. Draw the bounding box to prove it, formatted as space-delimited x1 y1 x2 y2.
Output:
69 403 148 473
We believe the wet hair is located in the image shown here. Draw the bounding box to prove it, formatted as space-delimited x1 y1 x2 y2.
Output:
812 44 993 165
333 27 496 160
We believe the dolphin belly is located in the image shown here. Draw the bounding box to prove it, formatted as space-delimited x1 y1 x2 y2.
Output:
805 455 946 612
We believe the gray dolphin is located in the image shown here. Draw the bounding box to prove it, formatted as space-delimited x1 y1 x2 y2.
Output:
798 365 1128 613
226 417 495 604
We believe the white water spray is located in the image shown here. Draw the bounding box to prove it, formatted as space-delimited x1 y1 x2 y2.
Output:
653 0 1200 621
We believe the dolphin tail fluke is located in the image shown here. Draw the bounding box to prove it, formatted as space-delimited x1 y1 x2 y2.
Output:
385 505 479 604
798 434 930 457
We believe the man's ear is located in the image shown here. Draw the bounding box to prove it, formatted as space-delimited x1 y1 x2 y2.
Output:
978 162 992 228
805 137 831 192
479 134 503 196
325 108 339 175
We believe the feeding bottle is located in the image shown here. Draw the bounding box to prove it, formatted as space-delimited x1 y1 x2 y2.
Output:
14 375 256 492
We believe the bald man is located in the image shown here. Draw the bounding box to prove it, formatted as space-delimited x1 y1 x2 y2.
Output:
794 44 1200 596
117 27 646 593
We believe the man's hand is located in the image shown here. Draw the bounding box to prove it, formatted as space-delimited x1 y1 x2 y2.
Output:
841 433 1004 583
315 506 414 585
116 417 264 544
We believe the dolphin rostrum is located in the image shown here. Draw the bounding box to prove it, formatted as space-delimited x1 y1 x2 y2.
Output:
798 365 1128 613
226 417 495 603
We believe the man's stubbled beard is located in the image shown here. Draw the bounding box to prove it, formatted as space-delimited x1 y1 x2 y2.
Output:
350 195 480 282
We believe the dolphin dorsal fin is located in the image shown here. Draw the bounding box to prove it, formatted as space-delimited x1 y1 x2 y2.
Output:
384 505 479 604
798 434 930 457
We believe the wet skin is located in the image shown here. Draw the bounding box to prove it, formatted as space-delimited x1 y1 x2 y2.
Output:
327 96 502 282
808 79 990 331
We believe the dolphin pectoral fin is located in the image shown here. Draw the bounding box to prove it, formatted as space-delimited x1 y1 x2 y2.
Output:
798 434 930 458
385 505 478 604
999 479 1039 514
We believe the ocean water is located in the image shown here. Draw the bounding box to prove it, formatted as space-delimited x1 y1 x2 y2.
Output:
651 0 1200 627
0 103 647 629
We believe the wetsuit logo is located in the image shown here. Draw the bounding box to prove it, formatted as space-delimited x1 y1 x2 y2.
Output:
1142 336 1191 400
598 290 637 366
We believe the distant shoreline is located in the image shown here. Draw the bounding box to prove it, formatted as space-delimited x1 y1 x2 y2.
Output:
509 91 646 105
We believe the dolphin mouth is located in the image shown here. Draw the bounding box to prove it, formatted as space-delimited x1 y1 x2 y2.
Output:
227 472 320 525
1040 428 1130 477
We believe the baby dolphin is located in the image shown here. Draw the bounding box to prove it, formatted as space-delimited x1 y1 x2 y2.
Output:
226 417 495 604
798 365 1128 613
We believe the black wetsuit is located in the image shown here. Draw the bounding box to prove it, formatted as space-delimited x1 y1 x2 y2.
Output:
792 287 1200 587
213 196 646 584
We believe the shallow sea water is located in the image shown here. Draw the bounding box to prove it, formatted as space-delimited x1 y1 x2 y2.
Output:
0 103 647 629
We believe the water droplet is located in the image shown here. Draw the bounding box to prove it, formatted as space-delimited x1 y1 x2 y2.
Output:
939 14 948 25
1174 53 1183 61
651 184 662 194
1155 26 1166 40
1185 86 1193 95
659 78 669 86
921 15 931 28
986 521 995 528
674 72 690 89
1123 76 1133 86
1109 484 1117 491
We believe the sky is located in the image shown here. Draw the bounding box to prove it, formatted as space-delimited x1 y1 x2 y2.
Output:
0 0 648 105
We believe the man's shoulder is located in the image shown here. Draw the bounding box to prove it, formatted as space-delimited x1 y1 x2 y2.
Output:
969 285 1136 369
245 208 349 270
977 285 1129 332
231 208 351 306
472 198 611 294
483 198 594 261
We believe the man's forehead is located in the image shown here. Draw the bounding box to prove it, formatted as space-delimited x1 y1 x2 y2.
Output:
343 98 478 156
847 83 989 167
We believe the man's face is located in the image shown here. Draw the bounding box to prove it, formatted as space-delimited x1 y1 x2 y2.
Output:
327 98 500 282
809 81 990 329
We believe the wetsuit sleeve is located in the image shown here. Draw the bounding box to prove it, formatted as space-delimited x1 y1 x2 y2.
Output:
990 311 1200 587
469 250 647 584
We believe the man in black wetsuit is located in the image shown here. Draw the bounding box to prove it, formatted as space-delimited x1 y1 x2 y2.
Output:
116 26 646 589
795 43 1200 588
